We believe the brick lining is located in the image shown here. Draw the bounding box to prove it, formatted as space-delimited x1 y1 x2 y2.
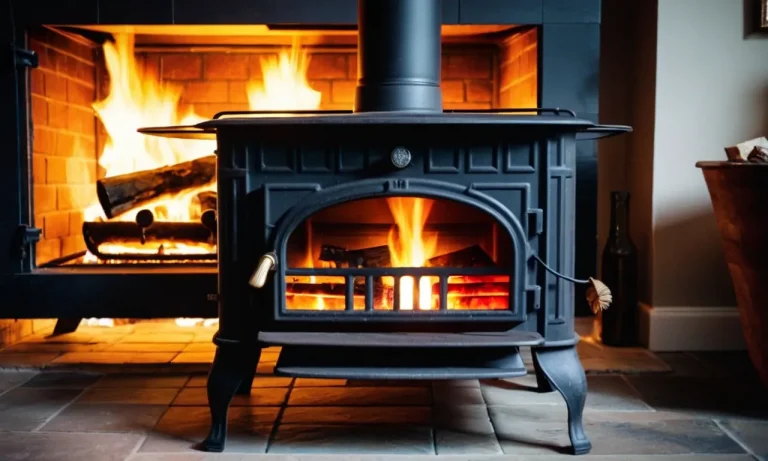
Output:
29 27 98 266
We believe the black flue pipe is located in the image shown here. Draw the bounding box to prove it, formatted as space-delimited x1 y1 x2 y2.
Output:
354 0 443 113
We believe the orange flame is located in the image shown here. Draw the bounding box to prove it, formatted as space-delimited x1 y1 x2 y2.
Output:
247 39 321 110
83 34 321 263
386 198 438 310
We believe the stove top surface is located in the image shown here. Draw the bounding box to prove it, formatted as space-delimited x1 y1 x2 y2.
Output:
137 109 631 141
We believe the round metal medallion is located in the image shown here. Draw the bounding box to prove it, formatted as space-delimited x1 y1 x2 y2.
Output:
391 147 412 168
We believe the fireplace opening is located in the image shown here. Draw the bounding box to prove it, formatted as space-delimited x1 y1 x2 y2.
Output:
27 25 538 270
284 197 513 312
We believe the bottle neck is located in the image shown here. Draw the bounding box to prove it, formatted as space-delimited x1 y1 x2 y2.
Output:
609 194 630 240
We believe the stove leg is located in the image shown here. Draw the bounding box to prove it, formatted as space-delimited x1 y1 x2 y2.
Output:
531 345 591 455
200 345 250 453
532 348 554 393
235 350 261 395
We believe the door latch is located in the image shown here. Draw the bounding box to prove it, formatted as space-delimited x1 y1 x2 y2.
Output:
10 225 41 261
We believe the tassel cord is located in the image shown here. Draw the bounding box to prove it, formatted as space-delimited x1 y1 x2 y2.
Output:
530 253 590 285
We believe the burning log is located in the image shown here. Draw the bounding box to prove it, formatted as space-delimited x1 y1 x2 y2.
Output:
96 155 216 219
82 221 215 261
197 191 217 211
319 244 391 268
428 245 496 267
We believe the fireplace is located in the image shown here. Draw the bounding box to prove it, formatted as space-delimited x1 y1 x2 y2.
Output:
2 0 627 455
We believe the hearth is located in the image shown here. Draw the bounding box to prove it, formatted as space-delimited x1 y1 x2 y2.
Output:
139 0 629 455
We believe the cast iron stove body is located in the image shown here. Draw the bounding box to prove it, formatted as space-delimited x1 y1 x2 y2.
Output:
141 0 630 455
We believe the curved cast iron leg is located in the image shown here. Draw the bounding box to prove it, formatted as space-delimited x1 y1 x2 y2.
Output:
201 345 262 452
531 345 591 455
235 352 260 395
532 348 554 393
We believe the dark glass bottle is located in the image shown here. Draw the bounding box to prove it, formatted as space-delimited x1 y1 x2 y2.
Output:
600 191 638 346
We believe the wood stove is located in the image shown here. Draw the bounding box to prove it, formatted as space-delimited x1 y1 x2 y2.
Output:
139 0 629 455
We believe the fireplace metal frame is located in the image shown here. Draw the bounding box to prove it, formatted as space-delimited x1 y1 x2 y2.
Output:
1 1 603 318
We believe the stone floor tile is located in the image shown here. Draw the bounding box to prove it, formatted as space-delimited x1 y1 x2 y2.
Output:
186 375 292 388
268 424 433 454
41 403 168 433
626 375 768 418
125 353 180 363
0 387 81 431
140 406 276 453
120 333 196 343
717 418 768 460
434 405 501 455
584 376 653 411
582 348 672 374
128 454 248 461
0 352 61 366
488 403 569 426
50 352 139 364
107 343 188 353
0 431 144 461
288 387 430 406
293 378 348 387
481 376 564 406
493 416 745 455
23 371 103 389
183 342 216 352
432 384 485 406
281 406 432 424
692 351 760 377
257 362 276 374
94 373 190 388
2 342 110 353
0 370 38 394
656 352 714 376
173 387 288 406
78 387 180 405
173 352 215 364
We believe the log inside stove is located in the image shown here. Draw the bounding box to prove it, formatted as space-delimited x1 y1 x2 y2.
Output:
288 244 508 309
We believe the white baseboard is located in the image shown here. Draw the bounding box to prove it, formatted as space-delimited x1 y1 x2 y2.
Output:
638 303 746 351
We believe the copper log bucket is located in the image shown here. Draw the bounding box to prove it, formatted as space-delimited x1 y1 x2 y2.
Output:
698 161 768 388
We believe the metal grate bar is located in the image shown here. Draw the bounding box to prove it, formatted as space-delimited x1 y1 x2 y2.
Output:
285 267 507 277
439 275 448 311
393 277 401 311
365 276 374 311
345 275 355 311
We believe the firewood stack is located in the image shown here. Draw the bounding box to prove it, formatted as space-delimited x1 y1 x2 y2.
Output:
724 137 768 163
83 154 218 261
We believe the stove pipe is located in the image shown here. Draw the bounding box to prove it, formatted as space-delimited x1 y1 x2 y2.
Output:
354 0 443 113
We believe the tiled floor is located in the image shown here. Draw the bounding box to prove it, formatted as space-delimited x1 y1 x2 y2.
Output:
0 321 766 460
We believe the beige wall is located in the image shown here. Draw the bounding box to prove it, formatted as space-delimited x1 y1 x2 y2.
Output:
651 0 768 308
599 0 768 349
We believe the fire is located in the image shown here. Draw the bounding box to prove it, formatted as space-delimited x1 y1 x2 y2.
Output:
84 34 321 262
247 38 321 110
386 198 438 310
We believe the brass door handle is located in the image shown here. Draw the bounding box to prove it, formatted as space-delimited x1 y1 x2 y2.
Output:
249 252 277 288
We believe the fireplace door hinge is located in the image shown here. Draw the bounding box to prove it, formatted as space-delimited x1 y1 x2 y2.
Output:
5 46 38 74
10 225 41 261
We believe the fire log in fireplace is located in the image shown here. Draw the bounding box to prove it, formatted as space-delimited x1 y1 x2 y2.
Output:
140 0 630 455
